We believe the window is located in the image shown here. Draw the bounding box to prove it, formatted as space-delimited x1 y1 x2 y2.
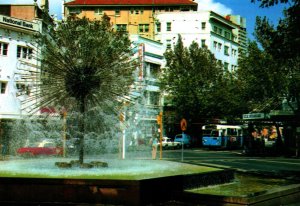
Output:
213 41 217 49
0 42 8 56
218 43 222 51
224 31 231 40
95 8 103 15
138 24 149 33
156 22 161 32
130 8 143 14
201 22 206 30
149 91 160 106
149 63 160 79
17 46 33 59
165 7 174 12
116 24 127 31
232 49 235 56
180 6 190 11
232 49 237 56
166 22 172 31
201 39 206 47
224 46 229 56
166 40 171 49
213 26 218 33
0 82 7 94
224 62 229 71
218 28 223 35
115 8 120 16
69 8 81 14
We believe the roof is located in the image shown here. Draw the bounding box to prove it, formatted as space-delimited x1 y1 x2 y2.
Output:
65 0 197 6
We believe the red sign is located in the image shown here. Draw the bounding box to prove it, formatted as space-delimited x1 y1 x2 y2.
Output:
180 118 187 131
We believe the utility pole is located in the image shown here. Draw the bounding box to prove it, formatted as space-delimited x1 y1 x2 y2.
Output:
157 112 163 159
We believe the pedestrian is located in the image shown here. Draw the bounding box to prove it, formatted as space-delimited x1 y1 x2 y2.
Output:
149 136 158 159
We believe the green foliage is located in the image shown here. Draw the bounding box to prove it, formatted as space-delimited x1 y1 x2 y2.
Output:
251 0 291 7
251 0 300 113
237 41 286 113
161 36 239 121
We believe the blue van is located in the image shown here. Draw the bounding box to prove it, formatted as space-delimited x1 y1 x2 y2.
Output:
174 133 191 147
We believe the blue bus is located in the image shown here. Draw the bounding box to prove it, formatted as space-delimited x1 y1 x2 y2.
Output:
202 124 244 149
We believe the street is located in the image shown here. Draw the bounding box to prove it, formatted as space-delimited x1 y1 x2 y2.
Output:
160 148 300 180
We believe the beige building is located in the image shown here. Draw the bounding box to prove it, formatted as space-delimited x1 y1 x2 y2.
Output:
64 0 197 40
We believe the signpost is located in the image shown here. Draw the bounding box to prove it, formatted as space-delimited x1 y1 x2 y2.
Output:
180 118 187 161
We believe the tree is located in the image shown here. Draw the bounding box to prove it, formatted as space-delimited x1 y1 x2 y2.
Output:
252 0 300 114
35 16 135 164
251 0 291 7
161 36 239 123
237 41 285 113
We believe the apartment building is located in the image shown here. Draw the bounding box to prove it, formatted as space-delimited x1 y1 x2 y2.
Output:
155 11 241 72
0 3 53 154
64 0 197 40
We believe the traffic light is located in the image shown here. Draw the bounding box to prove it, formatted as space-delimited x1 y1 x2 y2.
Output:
156 112 162 125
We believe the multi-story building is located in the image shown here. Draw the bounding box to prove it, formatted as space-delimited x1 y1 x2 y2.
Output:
63 0 247 138
0 2 53 155
63 0 197 40
226 15 247 57
128 35 164 141
155 11 241 72
63 0 179 138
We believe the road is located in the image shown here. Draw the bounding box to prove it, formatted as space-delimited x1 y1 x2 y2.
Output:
160 148 300 180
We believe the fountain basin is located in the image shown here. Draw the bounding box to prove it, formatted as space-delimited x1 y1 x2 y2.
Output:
182 173 300 206
0 158 234 205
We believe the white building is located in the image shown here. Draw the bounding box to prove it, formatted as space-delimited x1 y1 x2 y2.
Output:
0 14 42 120
129 34 164 139
0 3 54 122
155 11 242 72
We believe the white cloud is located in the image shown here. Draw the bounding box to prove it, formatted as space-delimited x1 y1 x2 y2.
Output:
194 0 232 15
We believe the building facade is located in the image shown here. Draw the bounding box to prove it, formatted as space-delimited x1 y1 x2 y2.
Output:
226 15 247 57
128 35 164 140
64 0 197 40
0 3 53 156
0 5 43 120
155 11 241 72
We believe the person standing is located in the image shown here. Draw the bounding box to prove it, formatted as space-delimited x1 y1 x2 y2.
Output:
149 136 158 159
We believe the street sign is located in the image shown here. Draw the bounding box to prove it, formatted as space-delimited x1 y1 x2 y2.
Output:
242 113 267 120
180 118 187 131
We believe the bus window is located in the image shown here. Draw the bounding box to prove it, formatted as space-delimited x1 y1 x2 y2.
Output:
202 130 212 136
211 130 218 137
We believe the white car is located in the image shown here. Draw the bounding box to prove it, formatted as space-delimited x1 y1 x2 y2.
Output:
158 137 182 149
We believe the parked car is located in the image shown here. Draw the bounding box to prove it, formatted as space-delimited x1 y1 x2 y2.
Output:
174 133 192 147
17 139 63 157
158 137 182 149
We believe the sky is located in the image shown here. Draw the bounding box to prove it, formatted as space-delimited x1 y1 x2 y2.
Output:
2 0 287 40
